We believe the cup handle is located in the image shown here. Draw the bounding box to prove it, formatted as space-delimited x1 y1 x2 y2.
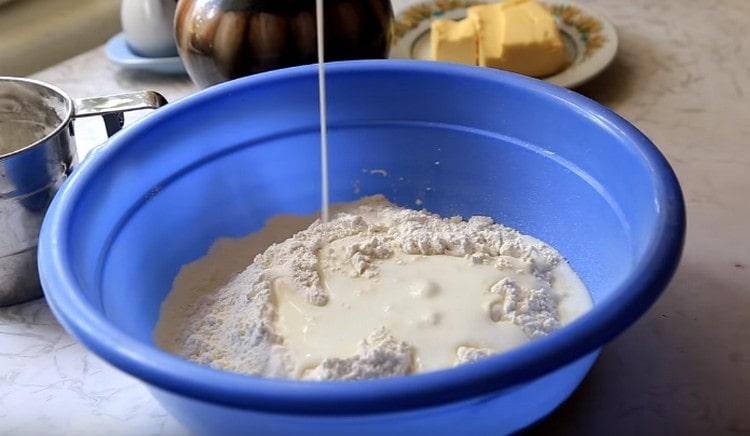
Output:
73 91 168 137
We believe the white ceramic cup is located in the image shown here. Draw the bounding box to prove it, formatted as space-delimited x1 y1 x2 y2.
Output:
121 0 178 58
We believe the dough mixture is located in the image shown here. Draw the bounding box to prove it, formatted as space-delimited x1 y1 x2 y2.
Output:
155 195 591 380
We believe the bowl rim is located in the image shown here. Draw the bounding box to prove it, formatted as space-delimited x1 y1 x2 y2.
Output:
38 60 685 415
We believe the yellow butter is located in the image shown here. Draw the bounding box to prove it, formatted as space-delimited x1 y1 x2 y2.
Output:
467 3 505 69
468 0 568 77
430 18 478 66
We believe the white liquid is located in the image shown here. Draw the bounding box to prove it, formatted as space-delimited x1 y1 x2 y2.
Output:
316 0 330 222
275 237 592 376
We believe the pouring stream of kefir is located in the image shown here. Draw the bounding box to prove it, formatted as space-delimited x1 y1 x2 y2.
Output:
316 0 330 222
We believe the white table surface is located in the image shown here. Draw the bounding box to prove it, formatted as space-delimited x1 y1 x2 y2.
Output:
2 0 749 434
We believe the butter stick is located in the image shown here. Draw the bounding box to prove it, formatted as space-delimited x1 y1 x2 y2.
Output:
430 18 478 66
468 0 568 77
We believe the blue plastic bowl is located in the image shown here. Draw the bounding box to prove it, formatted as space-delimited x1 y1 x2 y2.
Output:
38 61 684 435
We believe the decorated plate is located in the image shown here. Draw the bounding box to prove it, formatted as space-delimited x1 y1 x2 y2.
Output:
390 0 618 88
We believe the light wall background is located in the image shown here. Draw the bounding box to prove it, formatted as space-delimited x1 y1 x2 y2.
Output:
0 0 121 76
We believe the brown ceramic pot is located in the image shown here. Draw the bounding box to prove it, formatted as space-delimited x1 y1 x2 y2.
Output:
175 0 394 88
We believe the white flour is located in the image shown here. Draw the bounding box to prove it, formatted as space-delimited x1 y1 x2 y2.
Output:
155 195 591 380
0 82 64 155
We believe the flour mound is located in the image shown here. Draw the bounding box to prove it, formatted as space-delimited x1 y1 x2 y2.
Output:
455 346 493 365
169 195 567 380
304 328 414 381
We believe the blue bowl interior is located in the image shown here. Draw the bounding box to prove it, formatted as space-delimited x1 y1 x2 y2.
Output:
100 122 635 334
76 67 654 338
44 62 682 418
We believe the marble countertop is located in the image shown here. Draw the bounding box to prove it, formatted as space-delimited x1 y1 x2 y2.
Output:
2 0 749 434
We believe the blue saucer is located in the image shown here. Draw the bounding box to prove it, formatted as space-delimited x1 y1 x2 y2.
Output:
105 33 185 75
